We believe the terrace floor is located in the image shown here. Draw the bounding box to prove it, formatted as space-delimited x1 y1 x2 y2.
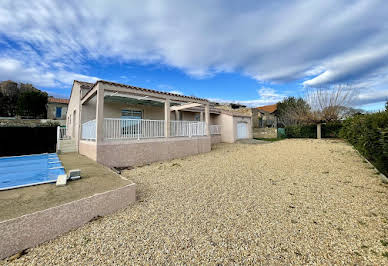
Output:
4 139 388 264
0 153 130 221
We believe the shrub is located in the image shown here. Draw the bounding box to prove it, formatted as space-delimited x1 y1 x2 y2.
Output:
322 121 343 138
285 124 316 138
340 112 388 176
285 122 343 139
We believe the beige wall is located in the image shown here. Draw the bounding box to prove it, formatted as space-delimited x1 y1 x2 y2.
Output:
211 135 221 145
82 136 211 167
104 101 165 120
47 102 68 120
219 114 235 143
233 116 252 140
216 113 252 143
66 82 82 145
79 141 97 161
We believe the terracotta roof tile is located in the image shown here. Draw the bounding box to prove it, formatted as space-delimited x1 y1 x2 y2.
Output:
48 97 69 104
257 104 277 113
81 80 208 102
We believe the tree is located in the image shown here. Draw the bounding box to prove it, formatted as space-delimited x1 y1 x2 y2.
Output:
385 100 388 112
16 89 48 118
304 85 358 123
276 97 311 127
0 80 19 116
0 80 48 118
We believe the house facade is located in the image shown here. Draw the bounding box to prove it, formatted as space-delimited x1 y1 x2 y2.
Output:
66 80 252 167
47 97 69 122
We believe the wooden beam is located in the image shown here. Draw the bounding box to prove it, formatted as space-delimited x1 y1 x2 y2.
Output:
170 102 202 111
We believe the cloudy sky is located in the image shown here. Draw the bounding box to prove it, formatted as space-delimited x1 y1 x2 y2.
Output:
0 0 387 110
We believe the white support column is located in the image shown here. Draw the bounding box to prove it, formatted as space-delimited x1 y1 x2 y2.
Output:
205 103 210 136
164 98 170 138
175 110 180 121
317 123 322 139
95 84 105 143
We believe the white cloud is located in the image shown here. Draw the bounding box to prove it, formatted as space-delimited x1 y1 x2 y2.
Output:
0 0 387 106
0 57 99 88
209 87 285 107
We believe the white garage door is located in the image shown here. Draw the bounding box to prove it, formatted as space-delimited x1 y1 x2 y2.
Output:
237 122 248 139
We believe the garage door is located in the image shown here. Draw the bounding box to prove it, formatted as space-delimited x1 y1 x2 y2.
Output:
237 122 248 139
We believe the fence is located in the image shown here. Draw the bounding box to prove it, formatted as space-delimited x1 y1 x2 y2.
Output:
209 125 221 135
57 126 69 140
170 121 206 137
104 118 165 140
81 120 96 140
0 126 57 156
82 119 209 141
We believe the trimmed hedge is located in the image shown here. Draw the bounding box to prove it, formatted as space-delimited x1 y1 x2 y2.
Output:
340 112 388 176
285 122 342 138
285 124 316 138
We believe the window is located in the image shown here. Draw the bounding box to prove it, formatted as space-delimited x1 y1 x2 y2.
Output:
56 107 62 118
121 110 143 135
121 110 142 119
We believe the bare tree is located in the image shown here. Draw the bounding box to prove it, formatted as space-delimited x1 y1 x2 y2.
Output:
304 85 359 122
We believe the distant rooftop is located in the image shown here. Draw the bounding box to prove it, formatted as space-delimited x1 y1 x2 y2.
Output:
257 104 277 113
48 97 69 104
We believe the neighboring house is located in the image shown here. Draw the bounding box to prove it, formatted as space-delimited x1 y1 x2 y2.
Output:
66 80 252 167
251 104 278 139
47 97 69 121
256 104 278 128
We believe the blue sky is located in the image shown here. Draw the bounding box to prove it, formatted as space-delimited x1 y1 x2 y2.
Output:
0 0 387 110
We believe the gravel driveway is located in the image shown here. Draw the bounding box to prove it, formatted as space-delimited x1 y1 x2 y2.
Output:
4 139 388 264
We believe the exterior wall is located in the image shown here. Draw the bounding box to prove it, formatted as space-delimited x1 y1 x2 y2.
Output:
79 140 97 161
104 101 165 120
211 135 221 144
217 113 252 143
219 114 235 143
180 111 200 121
233 116 252 140
253 128 277 138
81 96 97 123
47 102 68 120
66 82 82 144
96 136 211 167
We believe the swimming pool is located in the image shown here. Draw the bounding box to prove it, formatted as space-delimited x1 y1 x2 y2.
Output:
0 153 66 190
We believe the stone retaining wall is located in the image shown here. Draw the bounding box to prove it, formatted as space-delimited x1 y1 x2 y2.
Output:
253 127 277 139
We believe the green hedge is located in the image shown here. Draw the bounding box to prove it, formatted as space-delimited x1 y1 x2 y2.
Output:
340 112 388 176
285 124 316 138
285 122 342 138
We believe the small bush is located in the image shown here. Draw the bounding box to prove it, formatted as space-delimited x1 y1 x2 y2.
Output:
340 112 388 176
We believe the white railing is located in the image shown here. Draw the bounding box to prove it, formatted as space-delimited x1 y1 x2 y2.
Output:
104 118 165 140
82 120 96 140
58 126 69 139
170 121 206 137
209 125 221 135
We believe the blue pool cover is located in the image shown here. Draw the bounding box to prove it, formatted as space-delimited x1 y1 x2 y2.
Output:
0 153 66 190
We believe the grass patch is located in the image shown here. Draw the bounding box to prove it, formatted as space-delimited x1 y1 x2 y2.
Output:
382 251 388 258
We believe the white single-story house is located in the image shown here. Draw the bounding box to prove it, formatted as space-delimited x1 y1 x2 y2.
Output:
66 80 252 167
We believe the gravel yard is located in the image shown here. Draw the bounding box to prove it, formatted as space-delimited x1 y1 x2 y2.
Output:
4 139 388 264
